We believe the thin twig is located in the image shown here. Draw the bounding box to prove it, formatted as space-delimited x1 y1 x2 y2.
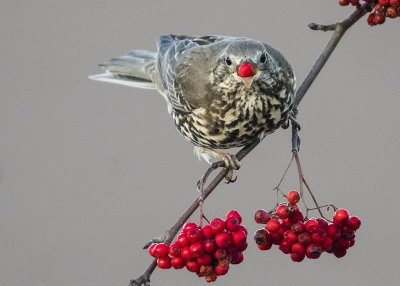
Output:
273 154 295 192
293 152 309 212
302 177 332 222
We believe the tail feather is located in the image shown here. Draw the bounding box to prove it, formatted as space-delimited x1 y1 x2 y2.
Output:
90 50 157 90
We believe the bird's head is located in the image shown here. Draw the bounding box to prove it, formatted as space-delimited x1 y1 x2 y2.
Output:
213 39 278 89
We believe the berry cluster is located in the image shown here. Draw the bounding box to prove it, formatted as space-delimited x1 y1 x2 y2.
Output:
254 190 361 261
149 210 247 282
339 0 399 25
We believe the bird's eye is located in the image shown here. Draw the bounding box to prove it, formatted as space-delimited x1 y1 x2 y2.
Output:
260 53 267 64
225 57 232 66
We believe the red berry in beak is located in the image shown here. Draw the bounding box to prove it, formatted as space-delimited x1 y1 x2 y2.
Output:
237 63 254 77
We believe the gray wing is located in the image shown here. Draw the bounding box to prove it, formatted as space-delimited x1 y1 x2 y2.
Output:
157 35 231 114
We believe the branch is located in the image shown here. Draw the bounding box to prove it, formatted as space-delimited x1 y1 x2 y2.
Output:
129 3 372 285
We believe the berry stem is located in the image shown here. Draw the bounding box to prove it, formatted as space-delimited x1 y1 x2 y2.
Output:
302 177 332 222
294 152 310 212
273 154 295 205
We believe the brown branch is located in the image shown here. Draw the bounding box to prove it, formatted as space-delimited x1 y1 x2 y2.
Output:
129 3 372 285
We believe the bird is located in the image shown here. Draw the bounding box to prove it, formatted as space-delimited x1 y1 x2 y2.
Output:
90 35 295 182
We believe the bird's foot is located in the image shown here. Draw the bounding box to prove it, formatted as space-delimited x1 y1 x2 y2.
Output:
289 114 301 130
198 147 240 183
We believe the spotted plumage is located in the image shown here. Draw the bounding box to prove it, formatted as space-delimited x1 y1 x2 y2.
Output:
90 34 295 180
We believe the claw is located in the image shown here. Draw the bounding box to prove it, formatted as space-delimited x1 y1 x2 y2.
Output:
289 115 301 130
197 147 241 183
225 174 237 184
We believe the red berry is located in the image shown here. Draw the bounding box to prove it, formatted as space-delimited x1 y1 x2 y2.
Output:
291 242 306 255
378 0 390 5
374 12 386 24
157 257 172 269
254 228 271 245
215 232 232 248
342 230 355 241
327 224 341 240
306 243 322 259
199 265 213 276
298 232 312 246
271 231 284 245
367 13 377 26
287 203 300 215
203 238 217 253
290 210 304 223
290 251 305 262
305 219 319 233
226 210 242 224
254 209 271 224
197 253 213 265
311 229 327 244
186 260 200 272
171 256 185 269
281 218 292 230
390 0 399 7
232 230 247 246
284 230 298 244
213 248 227 259
258 240 273 250
176 233 189 247
210 218 225 233
339 0 350 6
334 247 347 258
215 263 229 276
186 227 203 243
237 63 254 78
266 219 281 233
333 209 350 226
168 242 181 257
231 251 244 264
180 246 192 260
205 273 217 283
291 221 306 234
183 222 198 234
225 216 239 232
226 244 237 254
337 238 351 249
276 204 288 219
321 237 333 251
287 190 300 204
154 243 169 258
201 225 215 238
279 239 292 254
386 7 398 18
348 216 361 230
190 241 205 258
236 241 248 252
148 243 157 257
316 218 329 231
237 224 248 235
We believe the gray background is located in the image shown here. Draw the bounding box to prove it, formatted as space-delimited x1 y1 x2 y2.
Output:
1 1 399 285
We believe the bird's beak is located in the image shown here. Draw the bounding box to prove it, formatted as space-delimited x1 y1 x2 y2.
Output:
237 62 258 88
241 76 255 88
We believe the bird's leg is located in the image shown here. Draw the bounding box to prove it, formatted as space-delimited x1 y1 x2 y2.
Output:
289 114 301 130
198 147 240 183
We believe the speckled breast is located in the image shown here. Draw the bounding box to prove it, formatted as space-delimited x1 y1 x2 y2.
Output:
171 86 293 149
